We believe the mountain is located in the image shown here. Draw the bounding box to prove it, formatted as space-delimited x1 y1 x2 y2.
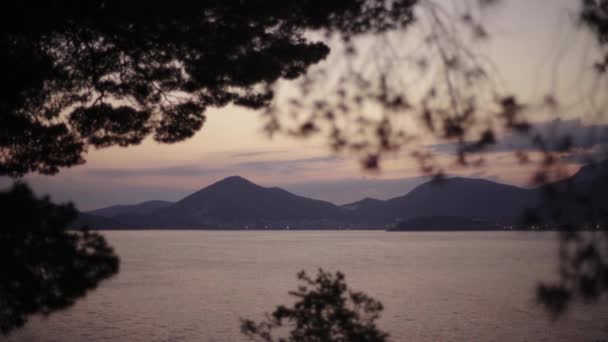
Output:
533 159 608 226
389 216 500 231
87 200 174 218
81 161 608 229
341 197 384 211
383 177 536 223
72 212 131 229
98 176 536 229
113 176 346 229
570 159 608 184
341 177 537 226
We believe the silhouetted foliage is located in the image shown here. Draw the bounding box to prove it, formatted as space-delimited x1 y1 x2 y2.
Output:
534 160 608 316
262 0 509 171
259 0 608 318
581 0 608 73
0 0 416 177
241 269 388 342
2 0 608 329
260 0 606 175
0 183 119 335
0 0 416 334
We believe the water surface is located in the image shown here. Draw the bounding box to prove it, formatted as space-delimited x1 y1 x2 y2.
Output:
7 231 608 341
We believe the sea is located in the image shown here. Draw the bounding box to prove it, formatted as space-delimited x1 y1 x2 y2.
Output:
6 231 608 341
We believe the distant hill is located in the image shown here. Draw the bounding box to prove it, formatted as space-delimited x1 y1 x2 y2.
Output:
87 200 174 218
341 177 537 226
72 212 132 230
570 159 608 184
382 177 537 223
107 176 346 229
341 197 384 211
79 160 608 229
389 216 501 231
533 159 608 227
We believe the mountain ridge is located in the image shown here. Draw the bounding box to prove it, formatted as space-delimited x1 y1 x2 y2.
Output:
79 160 607 230
88 200 174 218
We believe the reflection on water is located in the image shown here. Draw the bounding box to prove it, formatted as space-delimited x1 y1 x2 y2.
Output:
7 231 608 341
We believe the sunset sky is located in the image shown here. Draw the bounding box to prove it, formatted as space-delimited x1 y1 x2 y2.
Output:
2 0 605 210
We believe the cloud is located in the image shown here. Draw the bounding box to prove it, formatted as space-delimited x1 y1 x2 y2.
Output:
235 156 344 173
86 155 345 178
229 149 290 158
431 119 608 160
87 165 220 177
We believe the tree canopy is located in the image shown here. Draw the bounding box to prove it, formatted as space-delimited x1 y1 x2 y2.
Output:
582 0 608 73
0 183 119 334
1 0 608 334
0 0 416 176
241 269 388 342
0 0 415 334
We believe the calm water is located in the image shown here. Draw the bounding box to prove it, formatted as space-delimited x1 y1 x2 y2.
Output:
6 231 608 341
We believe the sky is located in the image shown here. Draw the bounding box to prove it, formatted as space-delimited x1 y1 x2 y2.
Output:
1 0 605 210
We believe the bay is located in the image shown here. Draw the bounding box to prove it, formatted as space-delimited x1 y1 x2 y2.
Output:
6 231 608 341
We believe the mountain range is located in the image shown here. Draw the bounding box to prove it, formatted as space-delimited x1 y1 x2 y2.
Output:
75 159 608 230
